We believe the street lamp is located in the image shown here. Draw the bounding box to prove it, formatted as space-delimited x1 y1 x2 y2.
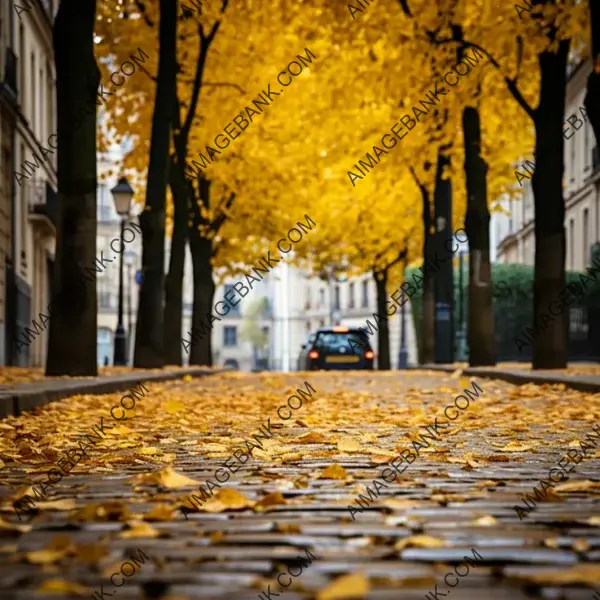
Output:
124 249 136 365
110 176 134 366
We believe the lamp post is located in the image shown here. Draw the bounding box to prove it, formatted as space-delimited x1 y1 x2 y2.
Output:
110 177 134 366
398 299 408 369
124 250 135 365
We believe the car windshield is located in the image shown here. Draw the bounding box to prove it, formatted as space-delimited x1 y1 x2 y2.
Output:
314 331 369 352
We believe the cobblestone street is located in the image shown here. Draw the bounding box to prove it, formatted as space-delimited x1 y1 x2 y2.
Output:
1 370 600 599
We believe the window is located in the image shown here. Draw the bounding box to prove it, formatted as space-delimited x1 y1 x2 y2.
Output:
19 142 26 266
570 136 576 183
569 218 575 269
46 61 53 138
224 284 240 314
584 208 589 265
334 285 340 310
98 184 114 222
361 280 368 307
348 282 355 308
305 286 311 309
585 119 590 171
224 326 237 347
319 288 325 308
314 330 371 352
19 24 24 108
30 52 35 130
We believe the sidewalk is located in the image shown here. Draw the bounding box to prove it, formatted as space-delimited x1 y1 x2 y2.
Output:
0 366 224 419
418 363 600 393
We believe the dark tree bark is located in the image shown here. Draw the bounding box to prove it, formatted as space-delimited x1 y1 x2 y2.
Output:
409 168 434 365
189 177 214 366
462 106 497 366
163 153 189 365
134 0 177 368
46 0 99 376
531 40 570 368
585 0 600 146
373 269 391 370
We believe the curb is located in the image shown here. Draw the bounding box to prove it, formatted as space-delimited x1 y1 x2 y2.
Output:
0 367 226 419
414 364 600 394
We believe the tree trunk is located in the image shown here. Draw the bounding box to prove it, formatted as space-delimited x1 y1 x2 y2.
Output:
463 106 497 366
373 269 390 370
189 177 214 366
46 0 99 376
531 40 570 369
585 0 600 146
133 0 177 368
433 148 454 364
163 153 189 365
420 184 435 364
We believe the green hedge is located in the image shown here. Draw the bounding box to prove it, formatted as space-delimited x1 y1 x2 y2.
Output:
406 258 600 361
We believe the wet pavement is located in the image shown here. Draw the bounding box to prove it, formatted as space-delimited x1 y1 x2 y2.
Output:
0 370 599 599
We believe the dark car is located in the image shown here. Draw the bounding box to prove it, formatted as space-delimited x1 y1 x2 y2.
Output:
297 326 375 370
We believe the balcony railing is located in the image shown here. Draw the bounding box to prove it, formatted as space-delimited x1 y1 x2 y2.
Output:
1 49 18 103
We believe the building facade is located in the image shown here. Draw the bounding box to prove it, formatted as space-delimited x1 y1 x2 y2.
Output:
0 0 57 367
494 57 600 269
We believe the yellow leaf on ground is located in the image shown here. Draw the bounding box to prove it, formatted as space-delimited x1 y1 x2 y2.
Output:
119 520 161 538
0 517 31 533
281 452 303 462
472 516 499 526
318 464 349 480
36 499 77 511
25 549 69 564
394 535 446 551
298 432 329 444
36 579 89 595
255 492 287 511
165 400 186 414
316 572 370 600
144 504 176 521
498 441 534 452
337 438 361 452
381 498 421 510
554 480 600 493
199 489 255 513
139 447 162 456
133 467 199 489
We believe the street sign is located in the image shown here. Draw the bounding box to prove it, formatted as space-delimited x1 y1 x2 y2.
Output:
135 270 142 285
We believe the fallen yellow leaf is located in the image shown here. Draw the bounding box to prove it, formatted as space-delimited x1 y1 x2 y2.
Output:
318 464 349 480
119 520 161 539
498 441 534 452
144 504 176 521
255 492 287 511
554 480 600 493
0 517 31 533
337 438 361 452
472 515 499 526
133 467 199 489
164 400 186 414
316 572 370 600
394 535 446 551
36 499 77 511
25 549 69 564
